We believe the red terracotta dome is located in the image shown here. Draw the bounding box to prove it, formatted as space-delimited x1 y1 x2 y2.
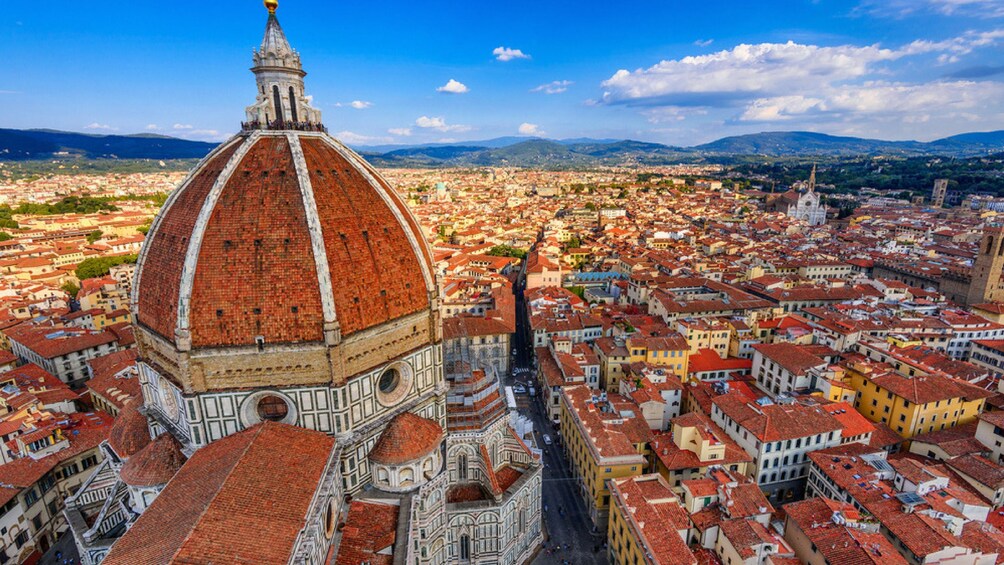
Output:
108 401 151 458
120 432 187 487
134 131 435 350
369 412 443 465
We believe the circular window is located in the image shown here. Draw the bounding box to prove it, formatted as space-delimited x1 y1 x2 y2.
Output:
375 363 414 407
324 499 336 539
256 395 289 421
240 391 297 428
159 378 179 421
378 368 400 394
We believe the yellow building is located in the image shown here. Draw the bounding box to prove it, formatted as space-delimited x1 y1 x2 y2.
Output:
593 334 689 392
560 385 649 527
676 318 730 358
650 412 752 490
844 361 989 438
626 334 689 378
607 474 696 565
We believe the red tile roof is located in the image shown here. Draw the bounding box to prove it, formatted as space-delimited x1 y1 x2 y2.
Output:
712 392 841 442
104 421 334 565
785 497 906 565
107 401 150 458
136 140 242 341
119 432 187 487
136 134 434 349
7 324 118 359
368 411 443 465
335 500 399 565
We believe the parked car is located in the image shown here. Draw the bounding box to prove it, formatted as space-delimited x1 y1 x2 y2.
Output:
513 385 527 394
542 434 553 445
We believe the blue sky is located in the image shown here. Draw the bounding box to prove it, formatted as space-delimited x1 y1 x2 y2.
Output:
3 0 1004 146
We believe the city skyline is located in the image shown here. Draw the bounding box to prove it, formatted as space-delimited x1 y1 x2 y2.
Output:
3 0 1004 145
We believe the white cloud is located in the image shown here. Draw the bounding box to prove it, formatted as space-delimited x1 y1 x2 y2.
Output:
335 131 393 145
84 122 116 131
742 80 1004 120
436 79 469 94
493 46 531 61
600 41 912 106
415 116 472 132
172 123 193 130
859 0 1004 18
388 127 413 137
694 39 714 47
598 34 1004 136
144 124 159 130
531 80 573 94
518 123 543 136
335 100 375 109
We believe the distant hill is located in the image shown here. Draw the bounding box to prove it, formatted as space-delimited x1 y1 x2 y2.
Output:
0 128 217 160
693 131 929 156
4 127 1004 167
694 130 1004 157
927 130 1004 154
367 139 693 168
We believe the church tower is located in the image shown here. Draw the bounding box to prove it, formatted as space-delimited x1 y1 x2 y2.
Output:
966 225 1004 305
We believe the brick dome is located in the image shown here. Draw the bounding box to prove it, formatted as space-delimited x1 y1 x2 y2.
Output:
369 412 443 465
109 400 151 458
134 131 436 350
120 432 187 487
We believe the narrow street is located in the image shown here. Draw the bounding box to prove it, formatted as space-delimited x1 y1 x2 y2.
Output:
509 265 609 565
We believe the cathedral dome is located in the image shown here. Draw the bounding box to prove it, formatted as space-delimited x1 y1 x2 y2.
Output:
108 401 151 458
369 412 443 465
134 131 435 350
120 432 187 488
132 3 435 357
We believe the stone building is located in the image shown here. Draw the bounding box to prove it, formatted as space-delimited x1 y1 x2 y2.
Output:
789 165 827 226
65 3 541 563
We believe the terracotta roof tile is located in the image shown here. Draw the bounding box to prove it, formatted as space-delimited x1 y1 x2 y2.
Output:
119 432 187 487
368 411 443 465
104 421 334 565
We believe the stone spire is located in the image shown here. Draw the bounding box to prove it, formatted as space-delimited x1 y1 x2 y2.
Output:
808 164 817 193
244 0 322 129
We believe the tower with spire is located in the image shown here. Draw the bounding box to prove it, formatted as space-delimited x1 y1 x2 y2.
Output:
243 0 323 129
791 164 827 226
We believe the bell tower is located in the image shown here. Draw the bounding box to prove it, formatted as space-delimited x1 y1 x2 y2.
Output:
967 225 1004 305
244 0 322 128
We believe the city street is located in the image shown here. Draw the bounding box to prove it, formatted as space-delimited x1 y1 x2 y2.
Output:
509 266 609 565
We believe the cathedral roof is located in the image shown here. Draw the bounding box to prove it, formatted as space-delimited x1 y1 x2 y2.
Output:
119 432 187 488
103 421 334 565
107 400 150 459
134 131 436 350
133 0 436 354
335 500 399 565
369 411 443 465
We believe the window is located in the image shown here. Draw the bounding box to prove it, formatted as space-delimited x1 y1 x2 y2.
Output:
460 534 471 560
256 395 289 422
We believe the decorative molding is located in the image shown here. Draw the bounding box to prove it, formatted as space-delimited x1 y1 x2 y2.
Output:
287 132 341 345
174 131 261 348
